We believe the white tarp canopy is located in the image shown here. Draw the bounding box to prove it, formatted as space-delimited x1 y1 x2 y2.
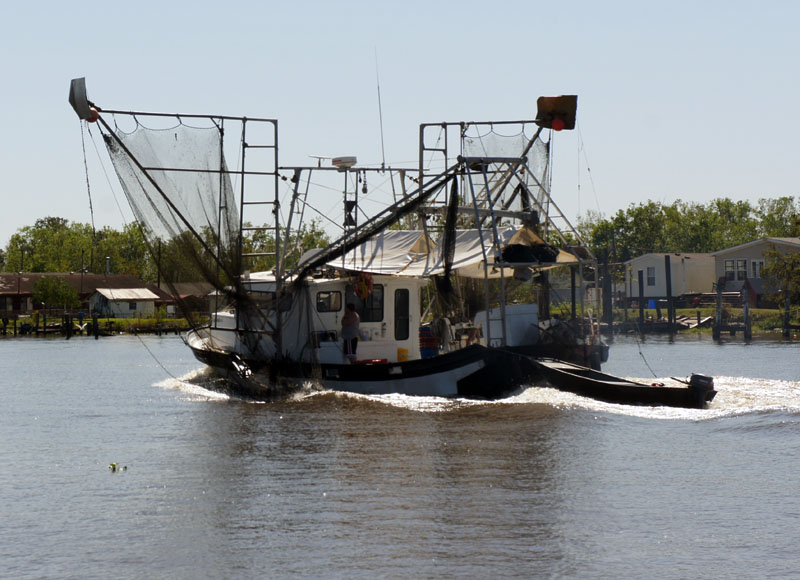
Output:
327 230 432 275
327 227 579 279
402 228 515 278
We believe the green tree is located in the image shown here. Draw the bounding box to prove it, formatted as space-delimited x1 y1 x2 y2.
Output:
762 244 800 304
578 196 780 260
757 197 799 238
32 277 80 310
242 219 331 273
670 200 718 252
707 198 758 249
93 223 155 280
578 209 619 259
6 217 94 273
3 218 156 279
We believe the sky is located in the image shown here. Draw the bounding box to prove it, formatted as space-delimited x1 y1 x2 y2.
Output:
2 0 799 250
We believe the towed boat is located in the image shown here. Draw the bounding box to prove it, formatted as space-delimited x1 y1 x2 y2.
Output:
71 79 610 399
535 357 717 408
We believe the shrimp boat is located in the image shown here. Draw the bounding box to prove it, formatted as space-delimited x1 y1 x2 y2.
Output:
70 78 608 399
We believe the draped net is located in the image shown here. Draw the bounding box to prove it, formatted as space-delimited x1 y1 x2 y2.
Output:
103 121 243 325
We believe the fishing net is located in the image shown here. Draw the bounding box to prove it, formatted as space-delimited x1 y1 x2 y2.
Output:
422 123 555 318
102 119 244 327
461 124 550 218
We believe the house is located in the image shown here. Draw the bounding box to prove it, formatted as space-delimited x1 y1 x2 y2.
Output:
89 288 160 318
624 253 715 305
0 272 170 315
160 282 216 315
711 237 800 306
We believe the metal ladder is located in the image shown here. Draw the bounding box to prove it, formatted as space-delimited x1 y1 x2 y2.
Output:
230 118 281 350
236 119 280 273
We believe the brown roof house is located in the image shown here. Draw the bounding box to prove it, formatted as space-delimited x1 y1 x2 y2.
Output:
159 282 216 315
0 272 170 315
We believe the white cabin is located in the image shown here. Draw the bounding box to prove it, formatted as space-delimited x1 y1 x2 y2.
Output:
624 253 714 302
220 274 428 365
90 288 160 318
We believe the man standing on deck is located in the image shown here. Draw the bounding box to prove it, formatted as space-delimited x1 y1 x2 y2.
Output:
341 302 360 363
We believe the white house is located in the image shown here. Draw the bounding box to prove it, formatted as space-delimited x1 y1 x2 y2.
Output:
624 253 715 303
90 288 160 318
711 237 800 304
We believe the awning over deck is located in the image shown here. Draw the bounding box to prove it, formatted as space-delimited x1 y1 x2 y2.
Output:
328 230 432 275
326 227 579 278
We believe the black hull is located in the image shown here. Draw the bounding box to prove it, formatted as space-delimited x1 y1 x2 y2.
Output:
188 338 711 408
188 342 555 400
535 358 717 409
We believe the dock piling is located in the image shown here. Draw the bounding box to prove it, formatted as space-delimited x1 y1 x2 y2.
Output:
637 271 645 330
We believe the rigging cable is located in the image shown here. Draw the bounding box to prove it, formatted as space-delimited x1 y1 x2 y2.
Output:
80 121 98 270
85 123 130 223
80 122 97 237
577 123 602 214
374 47 386 170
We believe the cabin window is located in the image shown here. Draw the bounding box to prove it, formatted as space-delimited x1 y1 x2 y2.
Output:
724 259 735 281
345 284 383 322
394 289 410 340
129 302 137 311
646 267 656 287
751 260 764 279
316 291 341 312
736 259 747 280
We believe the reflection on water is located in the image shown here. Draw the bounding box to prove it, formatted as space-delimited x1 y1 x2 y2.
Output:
3 334 800 579
603 333 799 383
156 389 577 577
162 350 800 578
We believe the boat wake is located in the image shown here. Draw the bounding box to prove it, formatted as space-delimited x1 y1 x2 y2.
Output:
153 367 234 402
318 375 800 419
508 375 800 420
153 366 324 403
154 367 800 419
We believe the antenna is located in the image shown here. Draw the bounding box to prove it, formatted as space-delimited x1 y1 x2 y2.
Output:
309 155 330 168
374 48 386 170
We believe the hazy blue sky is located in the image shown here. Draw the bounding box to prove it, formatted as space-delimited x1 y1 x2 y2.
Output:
2 0 798 248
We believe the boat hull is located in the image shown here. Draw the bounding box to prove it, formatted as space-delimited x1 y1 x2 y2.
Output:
535 358 717 409
187 332 542 399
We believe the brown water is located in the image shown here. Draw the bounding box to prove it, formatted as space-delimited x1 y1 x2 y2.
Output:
2 334 799 578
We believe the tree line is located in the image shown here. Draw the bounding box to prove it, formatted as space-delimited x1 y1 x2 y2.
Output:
0 216 331 281
577 196 800 262
3 198 797 287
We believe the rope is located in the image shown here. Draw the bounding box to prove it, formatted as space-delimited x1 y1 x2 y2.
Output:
80 122 97 245
134 332 179 380
631 318 659 378
86 123 129 223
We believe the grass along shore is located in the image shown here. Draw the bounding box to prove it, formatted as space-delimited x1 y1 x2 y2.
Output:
2 314 199 336
608 306 799 335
